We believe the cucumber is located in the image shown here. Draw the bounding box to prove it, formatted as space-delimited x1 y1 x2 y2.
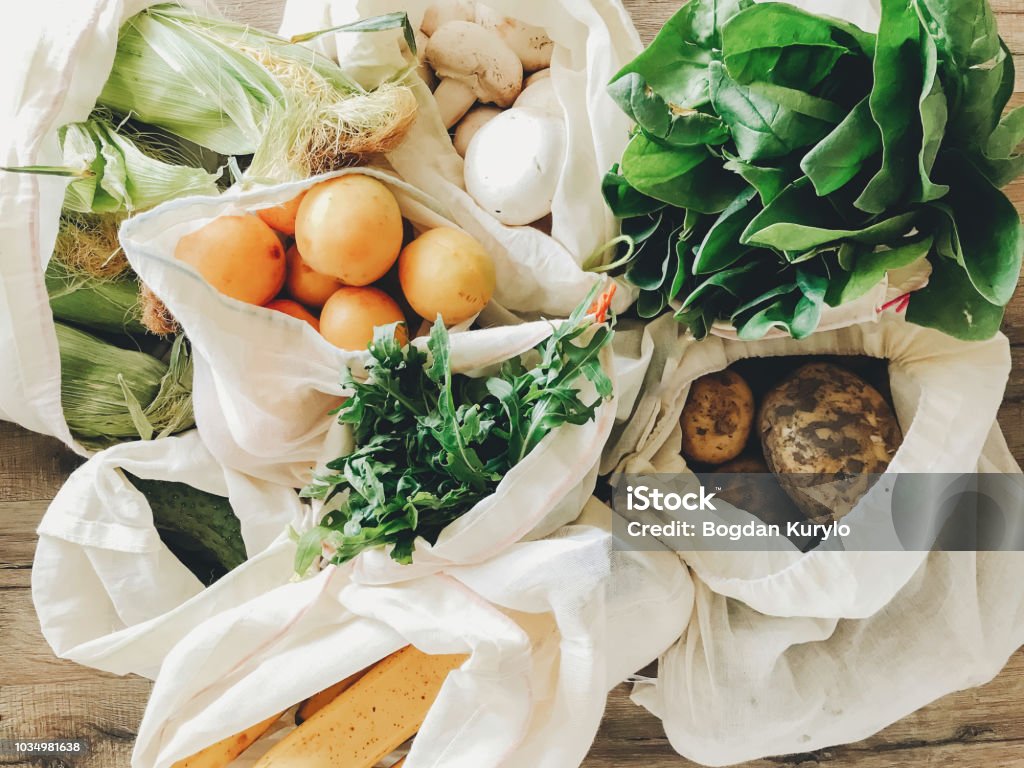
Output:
126 473 247 585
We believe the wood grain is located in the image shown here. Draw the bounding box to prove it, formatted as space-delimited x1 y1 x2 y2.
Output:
1 2 1023 768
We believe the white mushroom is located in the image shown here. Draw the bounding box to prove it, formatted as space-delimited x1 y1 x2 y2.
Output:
513 76 559 116
426 21 523 122
433 79 478 128
524 68 551 89
464 108 566 226
453 105 503 157
474 5 554 72
420 0 476 36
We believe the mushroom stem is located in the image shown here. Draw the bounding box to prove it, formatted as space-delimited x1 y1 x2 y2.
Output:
434 78 477 128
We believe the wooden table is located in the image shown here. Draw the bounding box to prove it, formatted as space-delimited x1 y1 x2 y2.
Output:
2 1 1024 766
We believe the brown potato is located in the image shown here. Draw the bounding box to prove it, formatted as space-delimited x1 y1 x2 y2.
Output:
759 362 902 521
680 370 755 465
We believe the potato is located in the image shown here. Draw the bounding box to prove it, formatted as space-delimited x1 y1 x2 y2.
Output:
680 370 755 465
759 362 902 521
257 192 306 235
398 227 495 325
265 299 319 331
320 287 408 351
714 454 806 532
172 711 283 768
175 216 285 305
295 175 404 286
284 245 343 309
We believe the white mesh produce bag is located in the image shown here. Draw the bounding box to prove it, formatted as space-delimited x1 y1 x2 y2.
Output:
0 0 218 453
605 313 1024 766
278 0 642 317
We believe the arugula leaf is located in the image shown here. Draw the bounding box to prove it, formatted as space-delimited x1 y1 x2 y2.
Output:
296 289 616 570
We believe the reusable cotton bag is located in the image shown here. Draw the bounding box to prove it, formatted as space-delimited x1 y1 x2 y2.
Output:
606 313 1024 766
0 0 221 454
127 496 692 768
278 0 643 317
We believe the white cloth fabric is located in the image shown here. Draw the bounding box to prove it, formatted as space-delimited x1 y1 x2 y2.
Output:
0 0 217 453
606 314 1024 766
129 497 693 768
279 0 643 318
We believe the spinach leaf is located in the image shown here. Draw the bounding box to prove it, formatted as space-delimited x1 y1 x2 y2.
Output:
906 253 1006 340
855 0 928 213
693 186 760 273
610 0 751 109
936 153 1022 306
620 131 744 212
801 96 881 196
742 180 920 252
709 61 835 161
824 233 934 306
975 104 1024 187
723 153 795 204
602 164 666 218
914 0 1010 144
721 3 875 89
609 73 730 147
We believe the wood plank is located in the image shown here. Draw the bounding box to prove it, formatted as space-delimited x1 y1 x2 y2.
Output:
0 680 151 768
0 587 124 686
0 421 82 503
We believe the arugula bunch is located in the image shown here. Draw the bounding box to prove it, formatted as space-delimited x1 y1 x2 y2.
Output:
296 288 615 571
602 0 1023 341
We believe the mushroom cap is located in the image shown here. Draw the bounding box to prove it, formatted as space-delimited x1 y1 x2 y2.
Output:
475 5 554 72
513 76 559 117
453 105 503 157
426 20 523 108
420 0 476 37
464 108 566 226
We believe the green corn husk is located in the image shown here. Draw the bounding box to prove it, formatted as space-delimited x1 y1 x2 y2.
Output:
98 3 418 179
55 323 195 445
120 334 195 441
46 259 146 334
61 116 221 214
